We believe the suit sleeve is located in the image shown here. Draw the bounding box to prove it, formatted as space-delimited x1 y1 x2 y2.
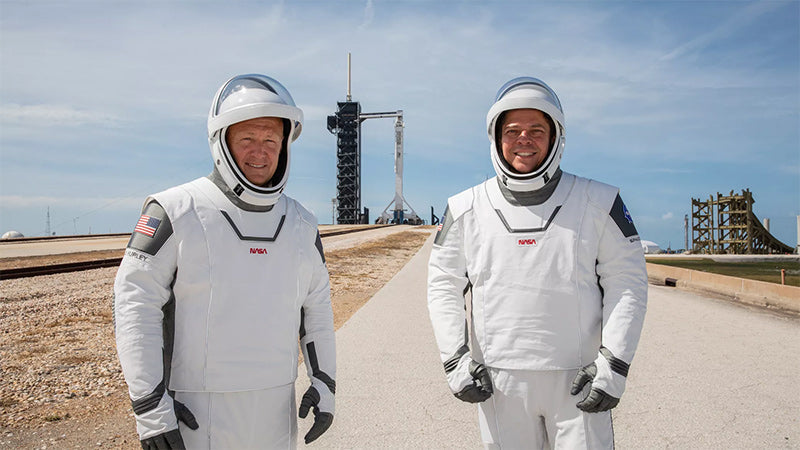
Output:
427 205 472 371
113 199 180 438
595 194 648 366
299 230 337 412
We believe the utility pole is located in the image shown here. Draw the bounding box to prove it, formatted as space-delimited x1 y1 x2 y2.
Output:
45 206 51 236
684 214 688 253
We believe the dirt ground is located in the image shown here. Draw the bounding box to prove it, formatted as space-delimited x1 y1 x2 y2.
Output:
0 229 432 449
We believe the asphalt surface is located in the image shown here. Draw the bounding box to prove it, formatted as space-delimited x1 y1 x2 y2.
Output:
614 285 800 449
296 234 800 449
297 233 481 449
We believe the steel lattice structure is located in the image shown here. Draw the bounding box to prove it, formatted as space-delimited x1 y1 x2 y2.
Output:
691 197 715 253
691 189 794 254
327 101 362 224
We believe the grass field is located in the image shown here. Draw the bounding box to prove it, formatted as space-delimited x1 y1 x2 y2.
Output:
646 258 800 287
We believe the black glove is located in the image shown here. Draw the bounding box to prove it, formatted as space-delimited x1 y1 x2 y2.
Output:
570 361 620 413
140 429 185 450
299 386 334 444
139 400 199 450
454 360 493 403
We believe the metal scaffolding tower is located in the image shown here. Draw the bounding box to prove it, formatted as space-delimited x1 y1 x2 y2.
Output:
692 196 715 254
328 101 362 224
691 189 794 254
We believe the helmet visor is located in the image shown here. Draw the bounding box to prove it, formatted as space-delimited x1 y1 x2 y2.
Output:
494 76 563 111
214 74 297 116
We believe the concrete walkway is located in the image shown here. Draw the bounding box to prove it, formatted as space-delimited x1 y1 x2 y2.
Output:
297 234 800 449
297 233 481 449
614 285 800 449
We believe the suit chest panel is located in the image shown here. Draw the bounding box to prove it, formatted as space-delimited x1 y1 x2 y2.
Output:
465 178 584 283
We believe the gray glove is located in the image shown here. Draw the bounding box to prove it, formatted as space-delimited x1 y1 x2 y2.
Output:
454 360 493 403
570 347 629 413
139 400 198 450
299 386 334 444
444 348 493 403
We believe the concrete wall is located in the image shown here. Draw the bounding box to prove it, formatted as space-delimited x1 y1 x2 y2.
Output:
646 263 800 315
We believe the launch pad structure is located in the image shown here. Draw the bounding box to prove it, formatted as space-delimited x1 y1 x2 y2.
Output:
358 110 422 224
691 189 795 254
327 54 422 225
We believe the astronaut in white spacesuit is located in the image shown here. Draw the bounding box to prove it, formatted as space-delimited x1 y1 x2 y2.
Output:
427 77 648 449
114 74 336 449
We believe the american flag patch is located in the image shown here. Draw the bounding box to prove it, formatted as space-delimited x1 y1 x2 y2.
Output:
437 222 443 232
134 215 161 237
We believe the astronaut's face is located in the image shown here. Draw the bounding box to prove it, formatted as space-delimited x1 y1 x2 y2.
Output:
226 117 285 186
500 109 552 174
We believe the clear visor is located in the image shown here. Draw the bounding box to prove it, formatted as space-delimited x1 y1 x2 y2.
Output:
213 74 297 116
495 76 562 111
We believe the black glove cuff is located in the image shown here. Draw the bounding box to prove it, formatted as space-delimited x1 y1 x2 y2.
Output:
443 345 469 374
132 380 166 415
600 347 629 377
467 360 486 378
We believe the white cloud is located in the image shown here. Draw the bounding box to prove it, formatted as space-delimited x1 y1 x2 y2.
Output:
662 212 674 220
360 0 375 29
778 164 800 176
645 167 694 175
298 103 336 123
659 0 784 62
0 103 120 126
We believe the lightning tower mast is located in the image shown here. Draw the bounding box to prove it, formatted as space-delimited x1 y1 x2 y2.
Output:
327 53 363 224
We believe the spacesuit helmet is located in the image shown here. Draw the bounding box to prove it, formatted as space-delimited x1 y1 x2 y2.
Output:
208 74 304 207
486 77 565 192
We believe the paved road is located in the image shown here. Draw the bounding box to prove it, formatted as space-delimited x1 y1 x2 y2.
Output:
297 235 800 449
615 285 800 449
297 233 481 449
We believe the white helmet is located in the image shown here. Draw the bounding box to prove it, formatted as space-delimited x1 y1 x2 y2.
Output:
486 77 565 192
208 74 304 207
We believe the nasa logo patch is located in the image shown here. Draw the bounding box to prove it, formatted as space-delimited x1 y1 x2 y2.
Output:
623 204 633 224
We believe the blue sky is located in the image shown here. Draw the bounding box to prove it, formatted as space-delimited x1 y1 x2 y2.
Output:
1 0 798 250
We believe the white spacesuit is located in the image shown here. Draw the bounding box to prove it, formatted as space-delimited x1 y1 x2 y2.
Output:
428 77 647 449
114 75 335 449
